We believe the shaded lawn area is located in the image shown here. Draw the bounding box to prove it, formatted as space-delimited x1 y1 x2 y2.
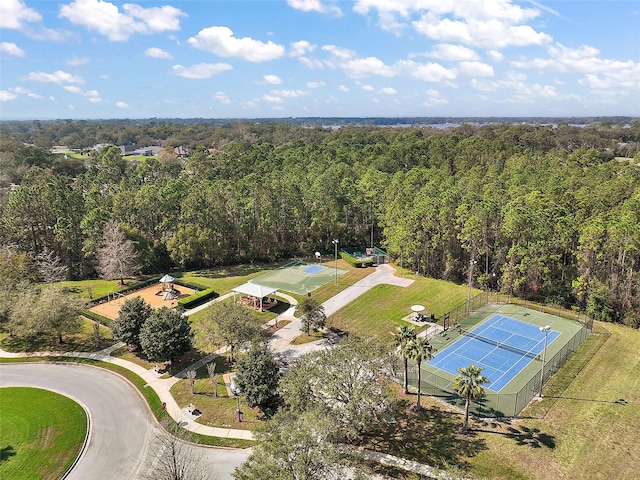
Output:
328 277 472 342
54 277 138 300
0 387 87 480
110 346 210 377
362 393 487 475
0 318 115 353
170 356 259 431
462 322 640 480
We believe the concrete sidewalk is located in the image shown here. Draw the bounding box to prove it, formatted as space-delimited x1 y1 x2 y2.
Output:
0 263 413 441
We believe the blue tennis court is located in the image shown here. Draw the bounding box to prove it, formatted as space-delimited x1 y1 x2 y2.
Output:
302 265 326 274
428 315 560 392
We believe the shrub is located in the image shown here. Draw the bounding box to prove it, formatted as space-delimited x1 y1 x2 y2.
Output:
177 287 218 309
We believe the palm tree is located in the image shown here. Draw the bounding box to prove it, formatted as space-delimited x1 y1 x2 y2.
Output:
453 364 490 430
393 325 416 394
405 336 433 408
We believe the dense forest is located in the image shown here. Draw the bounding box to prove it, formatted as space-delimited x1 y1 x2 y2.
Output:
1 120 639 327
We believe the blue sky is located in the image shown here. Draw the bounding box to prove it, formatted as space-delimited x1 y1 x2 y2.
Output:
1 0 639 119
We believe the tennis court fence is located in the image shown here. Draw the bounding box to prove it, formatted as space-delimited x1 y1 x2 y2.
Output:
404 292 594 418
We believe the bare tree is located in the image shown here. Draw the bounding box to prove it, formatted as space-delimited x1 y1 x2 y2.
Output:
186 369 197 395
92 321 101 348
144 419 216 480
97 219 140 285
206 362 218 398
36 247 68 283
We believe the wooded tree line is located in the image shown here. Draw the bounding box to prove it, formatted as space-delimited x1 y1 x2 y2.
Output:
0 122 638 326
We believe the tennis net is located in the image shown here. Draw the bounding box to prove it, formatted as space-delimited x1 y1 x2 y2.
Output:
460 328 540 360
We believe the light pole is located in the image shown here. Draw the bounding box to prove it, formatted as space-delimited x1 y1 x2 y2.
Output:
331 239 339 285
538 325 551 399
467 259 477 313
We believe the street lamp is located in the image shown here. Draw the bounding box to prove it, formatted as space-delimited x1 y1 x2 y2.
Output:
331 239 339 285
467 259 477 313
538 325 551 398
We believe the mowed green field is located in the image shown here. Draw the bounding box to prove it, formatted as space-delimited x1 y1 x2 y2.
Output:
0 387 87 480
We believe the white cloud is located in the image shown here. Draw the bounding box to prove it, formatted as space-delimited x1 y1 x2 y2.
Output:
24 70 84 84
290 40 316 57
271 89 308 97
380 87 397 94
458 61 494 77
413 16 551 49
213 91 231 104
338 85 349 92
287 0 342 16
0 91 19 102
399 60 457 82
361 84 375 91
1 42 26 58
116 101 130 108
0 0 41 29
487 50 504 62
299 57 324 69
264 74 282 85
66 56 89 66
307 81 326 88
145 47 173 59
354 1 551 49
63 85 102 101
422 88 448 106
428 44 479 62
512 42 640 91
28 93 42 99
262 94 283 103
188 26 285 62
59 0 186 42
172 63 233 79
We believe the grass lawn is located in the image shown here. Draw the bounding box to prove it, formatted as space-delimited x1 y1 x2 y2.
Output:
462 321 640 480
0 387 87 480
170 356 260 431
358 321 640 480
110 345 210 377
328 276 473 342
291 330 326 345
0 317 114 353
55 277 139 300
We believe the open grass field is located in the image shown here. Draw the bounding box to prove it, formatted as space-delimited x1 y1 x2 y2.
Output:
0 387 87 480
0 317 114 353
328 276 475 341
462 321 640 480
55 277 137 300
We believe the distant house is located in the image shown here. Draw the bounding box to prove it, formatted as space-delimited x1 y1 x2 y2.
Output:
120 145 137 155
174 146 189 157
132 146 163 156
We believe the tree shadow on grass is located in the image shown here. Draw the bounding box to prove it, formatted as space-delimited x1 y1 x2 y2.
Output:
0 445 16 463
175 263 277 280
475 423 556 449
361 399 487 470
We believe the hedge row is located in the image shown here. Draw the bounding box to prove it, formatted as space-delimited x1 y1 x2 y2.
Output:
81 310 113 326
339 251 373 268
173 279 209 291
177 287 218 309
90 276 162 305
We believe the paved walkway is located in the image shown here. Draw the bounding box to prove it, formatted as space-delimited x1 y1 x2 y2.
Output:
0 264 458 478
0 264 413 442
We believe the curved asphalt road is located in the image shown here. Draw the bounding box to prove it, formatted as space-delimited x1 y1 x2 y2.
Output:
0 363 249 479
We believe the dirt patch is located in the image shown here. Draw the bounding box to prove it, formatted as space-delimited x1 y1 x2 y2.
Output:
89 283 196 320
